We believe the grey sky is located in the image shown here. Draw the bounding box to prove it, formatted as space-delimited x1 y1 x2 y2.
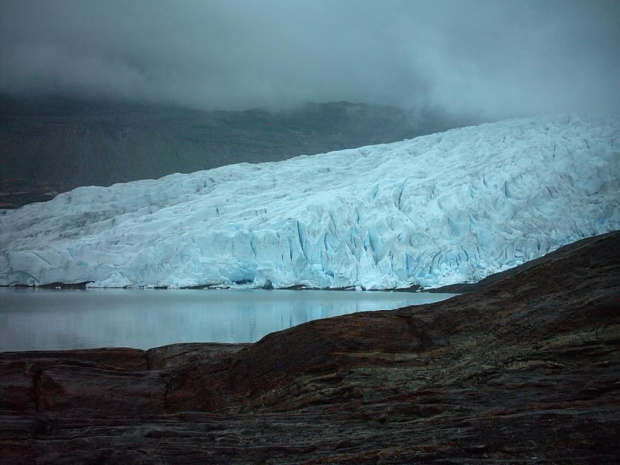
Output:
1 0 618 119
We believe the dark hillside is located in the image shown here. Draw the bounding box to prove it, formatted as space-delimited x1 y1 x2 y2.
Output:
0 96 469 207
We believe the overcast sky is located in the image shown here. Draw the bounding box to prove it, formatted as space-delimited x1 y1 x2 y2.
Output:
1 0 619 119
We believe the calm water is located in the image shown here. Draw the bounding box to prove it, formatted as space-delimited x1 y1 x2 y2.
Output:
0 288 456 351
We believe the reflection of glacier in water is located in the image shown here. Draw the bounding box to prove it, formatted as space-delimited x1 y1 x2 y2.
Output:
0 288 455 351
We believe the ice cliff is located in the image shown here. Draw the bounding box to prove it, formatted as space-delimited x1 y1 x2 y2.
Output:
1 114 619 289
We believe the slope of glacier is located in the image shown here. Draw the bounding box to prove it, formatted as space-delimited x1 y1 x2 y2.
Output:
1 114 619 289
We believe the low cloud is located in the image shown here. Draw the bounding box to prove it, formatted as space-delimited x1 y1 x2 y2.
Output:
1 0 619 119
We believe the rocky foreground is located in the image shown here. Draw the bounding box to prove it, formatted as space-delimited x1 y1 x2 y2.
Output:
1 232 619 464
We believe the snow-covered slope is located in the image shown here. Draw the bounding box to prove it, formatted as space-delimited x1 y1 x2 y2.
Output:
1 114 619 289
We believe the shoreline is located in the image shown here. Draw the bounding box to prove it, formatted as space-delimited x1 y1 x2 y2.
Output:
1 231 618 463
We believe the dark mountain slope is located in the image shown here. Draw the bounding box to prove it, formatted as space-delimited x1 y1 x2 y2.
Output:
0 96 469 207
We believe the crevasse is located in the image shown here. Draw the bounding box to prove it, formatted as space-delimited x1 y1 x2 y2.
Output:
1 114 619 289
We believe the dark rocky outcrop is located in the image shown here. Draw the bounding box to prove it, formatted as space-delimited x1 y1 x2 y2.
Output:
1 231 618 464
428 231 619 294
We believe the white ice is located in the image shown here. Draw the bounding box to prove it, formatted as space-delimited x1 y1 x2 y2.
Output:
1 114 619 289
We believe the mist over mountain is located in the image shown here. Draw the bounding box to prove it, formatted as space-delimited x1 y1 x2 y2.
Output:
2 1 619 118
0 95 472 207
2 0 619 207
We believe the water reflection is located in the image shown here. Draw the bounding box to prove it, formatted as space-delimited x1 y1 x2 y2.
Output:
0 288 456 351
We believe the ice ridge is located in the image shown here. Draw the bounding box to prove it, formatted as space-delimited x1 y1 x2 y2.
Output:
1 114 619 289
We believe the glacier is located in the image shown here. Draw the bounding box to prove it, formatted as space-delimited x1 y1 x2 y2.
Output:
1 114 619 290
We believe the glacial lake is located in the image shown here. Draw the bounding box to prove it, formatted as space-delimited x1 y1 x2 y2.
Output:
0 288 456 352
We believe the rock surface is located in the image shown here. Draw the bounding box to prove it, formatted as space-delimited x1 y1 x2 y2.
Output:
1 231 619 464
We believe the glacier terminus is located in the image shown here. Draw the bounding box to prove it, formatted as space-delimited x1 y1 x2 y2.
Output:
1 114 619 290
